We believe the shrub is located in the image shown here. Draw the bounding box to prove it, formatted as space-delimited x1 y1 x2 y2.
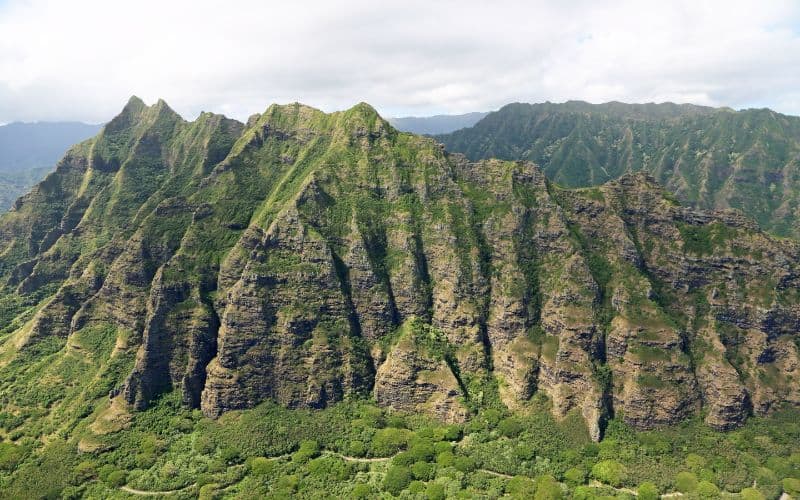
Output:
534 475 563 499
591 460 626 487
498 417 523 438
685 453 706 471
105 470 127 487
572 486 594 500
433 441 453 454
348 440 366 457
198 484 220 500
393 451 415 466
436 451 455 467
383 465 413 495
426 482 446 500
637 481 659 500
453 456 476 473
72 460 97 484
482 409 503 429
740 487 766 500
697 480 720 498
442 425 462 441
307 456 351 481
249 456 274 475
675 471 699 493
408 441 436 462
372 428 410 457
564 467 586 487
292 440 320 463
0 442 24 471
387 415 407 428
351 483 373 499
275 474 299 493
220 446 241 464
506 475 536 498
408 480 426 493
412 461 436 481
515 443 536 461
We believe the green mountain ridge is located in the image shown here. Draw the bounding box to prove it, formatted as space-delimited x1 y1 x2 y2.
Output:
0 98 798 498
436 101 800 238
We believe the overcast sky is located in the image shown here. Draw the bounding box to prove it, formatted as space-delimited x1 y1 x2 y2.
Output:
1 0 799 124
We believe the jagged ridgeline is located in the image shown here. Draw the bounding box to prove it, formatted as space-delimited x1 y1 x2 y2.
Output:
436 101 800 238
0 97 799 445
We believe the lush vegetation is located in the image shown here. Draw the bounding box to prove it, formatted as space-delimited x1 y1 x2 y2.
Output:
0 392 797 498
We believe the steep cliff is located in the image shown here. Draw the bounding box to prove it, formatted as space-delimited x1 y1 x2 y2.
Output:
0 98 798 445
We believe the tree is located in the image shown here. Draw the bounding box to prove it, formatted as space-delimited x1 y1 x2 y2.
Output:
436 451 455 467
740 487 766 500
352 483 373 499
454 455 476 473
372 428 410 457
383 465 413 495
685 453 706 471
292 440 320 463
105 470 127 487
697 480 720 498
412 461 436 481
426 482 446 500
564 467 586 487
675 471 699 493
534 475 564 499
637 481 659 500
591 460 627 487
408 440 435 462
506 475 536 498
0 442 24 471
248 456 274 475
498 417 523 438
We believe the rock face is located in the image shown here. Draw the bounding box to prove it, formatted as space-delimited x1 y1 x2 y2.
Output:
0 98 799 441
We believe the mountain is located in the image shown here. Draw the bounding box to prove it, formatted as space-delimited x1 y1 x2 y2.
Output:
0 98 798 497
436 101 800 238
0 121 102 208
388 111 488 135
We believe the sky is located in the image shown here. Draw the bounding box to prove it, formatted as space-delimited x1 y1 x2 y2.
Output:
0 0 799 124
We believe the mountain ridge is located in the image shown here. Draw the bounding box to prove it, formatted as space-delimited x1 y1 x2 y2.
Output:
0 98 796 455
435 101 800 238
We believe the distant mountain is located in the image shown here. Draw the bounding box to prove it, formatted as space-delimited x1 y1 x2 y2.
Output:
0 121 103 171
436 101 800 238
0 121 101 208
388 111 488 135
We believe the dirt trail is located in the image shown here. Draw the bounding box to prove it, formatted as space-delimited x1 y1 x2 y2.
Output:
119 485 192 496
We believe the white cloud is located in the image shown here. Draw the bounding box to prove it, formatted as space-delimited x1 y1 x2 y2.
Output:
0 0 798 123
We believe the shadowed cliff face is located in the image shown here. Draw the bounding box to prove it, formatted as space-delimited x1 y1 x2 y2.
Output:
0 98 798 442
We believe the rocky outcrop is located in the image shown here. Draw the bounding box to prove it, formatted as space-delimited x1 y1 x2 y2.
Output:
374 319 469 423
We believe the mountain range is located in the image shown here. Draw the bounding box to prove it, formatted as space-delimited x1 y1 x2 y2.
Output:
0 98 798 498
388 112 489 135
436 101 800 238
